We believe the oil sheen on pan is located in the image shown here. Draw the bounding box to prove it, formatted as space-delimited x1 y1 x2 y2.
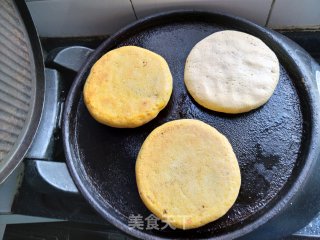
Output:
74 21 304 236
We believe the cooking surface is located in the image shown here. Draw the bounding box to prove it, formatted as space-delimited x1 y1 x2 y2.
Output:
5 30 320 239
68 19 308 238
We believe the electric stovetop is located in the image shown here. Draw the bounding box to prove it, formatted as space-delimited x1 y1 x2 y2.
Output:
2 31 320 240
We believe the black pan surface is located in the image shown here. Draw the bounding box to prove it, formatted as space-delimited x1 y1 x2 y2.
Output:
63 11 318 239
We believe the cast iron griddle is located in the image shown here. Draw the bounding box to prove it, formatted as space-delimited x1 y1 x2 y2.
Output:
64 11 313 239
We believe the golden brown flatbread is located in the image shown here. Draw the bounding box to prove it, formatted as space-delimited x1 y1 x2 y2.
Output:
136 119 241 229
84 46 172 128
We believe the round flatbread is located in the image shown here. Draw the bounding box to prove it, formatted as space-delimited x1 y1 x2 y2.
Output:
83 46 172 128
136 119 241 229
184 30 280 114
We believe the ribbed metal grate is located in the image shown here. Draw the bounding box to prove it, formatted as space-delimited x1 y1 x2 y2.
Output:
0 0 33 165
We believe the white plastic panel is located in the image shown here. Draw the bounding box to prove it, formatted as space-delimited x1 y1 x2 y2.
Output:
268 0 320 29
27 0 136 37
132 0 273 26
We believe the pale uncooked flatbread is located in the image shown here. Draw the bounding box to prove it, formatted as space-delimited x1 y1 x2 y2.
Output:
84 46 172 128
184 30 280 114
136 119 241 229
